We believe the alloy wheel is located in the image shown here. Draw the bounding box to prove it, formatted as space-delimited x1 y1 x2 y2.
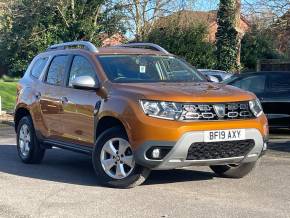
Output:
19 124 31 157
100 138 135 180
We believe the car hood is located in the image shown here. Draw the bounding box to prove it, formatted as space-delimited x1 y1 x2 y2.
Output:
111 82 256 103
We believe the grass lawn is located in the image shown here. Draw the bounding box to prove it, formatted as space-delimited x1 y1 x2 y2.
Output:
0 80 17 112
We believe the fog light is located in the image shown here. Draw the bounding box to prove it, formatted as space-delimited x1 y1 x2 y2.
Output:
146 146 172 160
152 148 161 159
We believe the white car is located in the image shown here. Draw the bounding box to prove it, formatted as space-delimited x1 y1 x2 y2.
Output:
198 69 233 82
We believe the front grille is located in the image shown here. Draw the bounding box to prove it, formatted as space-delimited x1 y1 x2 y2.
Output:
180 102 254 121
186 140 255 160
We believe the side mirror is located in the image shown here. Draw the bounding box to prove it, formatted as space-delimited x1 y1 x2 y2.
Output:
72 76 99 90
206 75 220 83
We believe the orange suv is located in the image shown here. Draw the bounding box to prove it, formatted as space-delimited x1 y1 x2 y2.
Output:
15 41 268 188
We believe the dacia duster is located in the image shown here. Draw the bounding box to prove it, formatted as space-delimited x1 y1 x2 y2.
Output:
15 41 268 188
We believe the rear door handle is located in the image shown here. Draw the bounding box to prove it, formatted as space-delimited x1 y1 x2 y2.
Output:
60 97 68 104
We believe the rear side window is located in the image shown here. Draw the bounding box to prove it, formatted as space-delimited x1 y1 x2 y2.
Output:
30 57 48 79
269 73 290 92
68 56 96 87
46 55 69 86
231 75 266 93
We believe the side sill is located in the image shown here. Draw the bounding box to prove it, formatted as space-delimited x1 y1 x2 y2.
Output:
43 139 93 155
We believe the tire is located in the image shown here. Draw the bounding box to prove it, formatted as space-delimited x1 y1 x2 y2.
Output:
16 116 45 164
210 162 257 178
92 127 150 188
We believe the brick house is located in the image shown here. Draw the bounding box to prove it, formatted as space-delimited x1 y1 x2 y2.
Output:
100 33 126 47
154 10 250 43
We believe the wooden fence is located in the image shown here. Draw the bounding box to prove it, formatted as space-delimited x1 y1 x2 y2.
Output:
257 59 290 71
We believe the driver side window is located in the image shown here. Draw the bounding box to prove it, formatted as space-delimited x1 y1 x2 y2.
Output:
68 56 96 87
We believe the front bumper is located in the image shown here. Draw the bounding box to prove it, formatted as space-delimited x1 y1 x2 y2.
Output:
135 128 266 170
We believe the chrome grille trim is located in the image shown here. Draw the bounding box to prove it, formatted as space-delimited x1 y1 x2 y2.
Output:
180 102 254 121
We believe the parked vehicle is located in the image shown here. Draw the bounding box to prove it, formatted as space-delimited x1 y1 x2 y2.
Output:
198 69 232 82
15 42 268 188
224 71 290 129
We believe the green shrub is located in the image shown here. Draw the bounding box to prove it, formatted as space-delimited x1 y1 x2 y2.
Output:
241 26 283 70
147 23 216 69
0 81 17 112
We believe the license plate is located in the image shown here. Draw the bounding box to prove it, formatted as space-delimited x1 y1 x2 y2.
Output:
204 129 245 142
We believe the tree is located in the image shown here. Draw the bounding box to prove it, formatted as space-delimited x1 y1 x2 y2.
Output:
54 0 126 41
148 22 216 69
215 0 241 72
241 25 284 70
0 0 125 76
118 0 181 41
243 0 290 56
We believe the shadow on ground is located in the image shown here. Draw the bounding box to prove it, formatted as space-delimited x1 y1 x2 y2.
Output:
268 129 290 153
0 144 214 187
144 169 213 185
268 142 290 153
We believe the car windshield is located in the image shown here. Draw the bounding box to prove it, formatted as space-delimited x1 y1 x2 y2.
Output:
98 55 206 83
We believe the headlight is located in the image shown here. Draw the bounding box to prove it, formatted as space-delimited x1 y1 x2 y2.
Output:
249 99 263 117
140 100 182 120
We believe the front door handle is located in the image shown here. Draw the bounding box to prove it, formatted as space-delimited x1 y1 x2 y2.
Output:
60 97 68 104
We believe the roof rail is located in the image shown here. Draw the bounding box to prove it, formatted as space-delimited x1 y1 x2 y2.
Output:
117 43 170 54
47 41 98 53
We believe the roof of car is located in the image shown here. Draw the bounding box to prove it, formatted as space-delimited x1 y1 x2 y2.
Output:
198 69 228 73
236 71 290 76
39 47 169 57
43 41 171 56
97 47 168 55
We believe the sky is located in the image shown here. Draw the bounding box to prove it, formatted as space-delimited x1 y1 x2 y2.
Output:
190 0 259 11
190 0 219 11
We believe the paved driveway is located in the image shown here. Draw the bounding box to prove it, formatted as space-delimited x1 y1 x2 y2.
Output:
0 124 290 218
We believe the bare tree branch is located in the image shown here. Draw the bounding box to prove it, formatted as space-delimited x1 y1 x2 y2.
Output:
56 5 70 28
117 0 183 41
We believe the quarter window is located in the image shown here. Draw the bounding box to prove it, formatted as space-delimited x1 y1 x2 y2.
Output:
30 57 48 79
68 56 96 87
46 56 68 86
